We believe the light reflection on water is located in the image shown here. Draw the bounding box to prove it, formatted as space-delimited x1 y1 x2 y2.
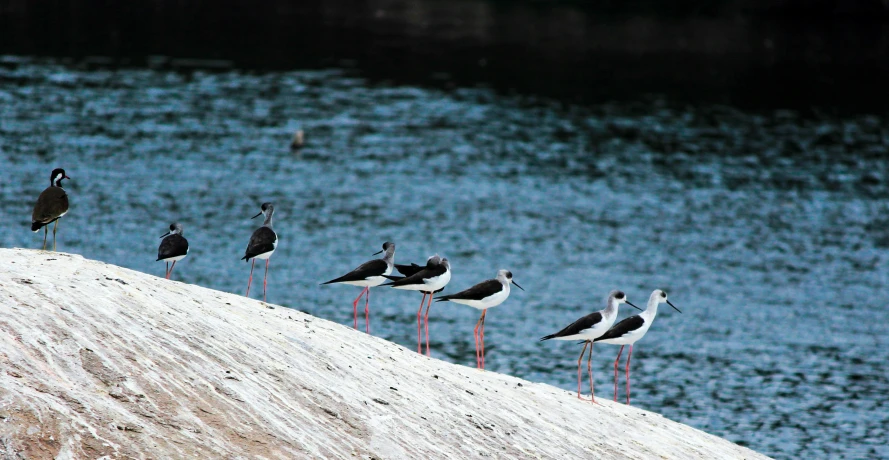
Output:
1 58 887 459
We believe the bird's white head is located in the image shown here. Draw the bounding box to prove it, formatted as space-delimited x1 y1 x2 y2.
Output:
650 289 682 313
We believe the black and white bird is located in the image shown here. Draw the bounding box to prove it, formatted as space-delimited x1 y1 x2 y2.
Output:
382 254 451 355
435 269 523 369
322 242 396 334
242 202 277 302
539 290 640 403
594 289 682 405
157 222 189 280
31 168 70 251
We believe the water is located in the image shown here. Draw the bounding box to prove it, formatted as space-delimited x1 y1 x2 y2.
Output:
1 57 888 459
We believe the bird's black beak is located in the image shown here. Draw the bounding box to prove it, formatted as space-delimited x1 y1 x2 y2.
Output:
667 300 682 313
64 175 71 180
512 280 525 291
251 211 263 219
626 300 643 311
372 249 384 255
160 231 171 239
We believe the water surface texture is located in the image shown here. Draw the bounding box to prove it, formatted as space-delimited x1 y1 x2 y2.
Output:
1 58 888 459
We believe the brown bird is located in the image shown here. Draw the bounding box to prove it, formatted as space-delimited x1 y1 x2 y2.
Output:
31 168 70 251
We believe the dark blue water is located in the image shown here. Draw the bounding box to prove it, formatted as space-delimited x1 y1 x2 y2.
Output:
2 56 888 459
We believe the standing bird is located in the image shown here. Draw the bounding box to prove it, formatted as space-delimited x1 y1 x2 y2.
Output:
31 168 70 251
382 255 451 355
242 202 277 302
435 269 523 369
157 222 189 280
290 129 305 151
594 289 682 405
539 290 641 403
322 242 396 334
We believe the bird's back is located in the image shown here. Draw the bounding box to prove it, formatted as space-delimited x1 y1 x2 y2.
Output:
32 186 69 226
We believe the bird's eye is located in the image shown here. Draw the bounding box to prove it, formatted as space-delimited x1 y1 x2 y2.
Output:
616 292 624 299
661 292 667 298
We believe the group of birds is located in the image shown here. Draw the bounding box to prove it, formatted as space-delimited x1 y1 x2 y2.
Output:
29 167 680 405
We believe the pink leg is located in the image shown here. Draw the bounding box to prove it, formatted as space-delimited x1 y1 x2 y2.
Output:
588 341 597 404
423 293 433 356
351 287 367 330
473 312 484 368
169 260 177 280
246 259 256 297
365 287 371 334
625 345 633 405
417 293 427 353
613 345 624 402
262 259 270 302
480 310 487 370
576 341 589 399
165 262 170 279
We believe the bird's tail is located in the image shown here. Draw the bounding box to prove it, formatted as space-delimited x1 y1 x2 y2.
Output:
31 221 44 232
539 334 556 342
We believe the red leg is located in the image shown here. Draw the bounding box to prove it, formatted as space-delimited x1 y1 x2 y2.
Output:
613 345 624 402
246 259 256 297
262 259 270 302
480 310 487 370
626 345 633 405
417 293 427 353
576 341 589 399
165 262 170 279
423 293 433 356
169 260 177 280
473 312 483 368
588 341 597 404
365 287 371 334
351 287 367 330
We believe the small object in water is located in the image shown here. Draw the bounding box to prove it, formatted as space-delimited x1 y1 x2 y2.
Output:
290 129 305 151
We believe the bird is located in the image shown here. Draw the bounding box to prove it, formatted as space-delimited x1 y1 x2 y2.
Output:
31 168 70 251
157 222 189 280
242 202 277 302
594 289 682 405
539 290 641 403
321 242 396 334
382 255 451 355
435 269 523 369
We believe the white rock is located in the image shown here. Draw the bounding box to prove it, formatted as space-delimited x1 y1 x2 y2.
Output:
0 249 770 459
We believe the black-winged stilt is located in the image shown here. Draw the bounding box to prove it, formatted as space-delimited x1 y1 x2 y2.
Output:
382 254 451 354
322 241 396 333
157 222 189 280
31 168 70 251
242 202 277 302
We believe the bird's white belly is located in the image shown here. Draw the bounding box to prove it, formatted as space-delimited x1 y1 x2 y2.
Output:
424 270 451 291
253 248 275 260
160 254 188 262
449 286 509 310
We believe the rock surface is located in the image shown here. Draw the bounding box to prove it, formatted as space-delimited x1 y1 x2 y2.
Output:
0 249 769 459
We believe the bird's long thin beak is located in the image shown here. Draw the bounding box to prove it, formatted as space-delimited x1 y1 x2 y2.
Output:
64 175 71 179
159 231 171 239
372 249 384 255
251 211 263 219
512 280 525 291
667 300 682 313
626 300 643 311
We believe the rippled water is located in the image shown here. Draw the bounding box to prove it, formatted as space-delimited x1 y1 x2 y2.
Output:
1 57 888 459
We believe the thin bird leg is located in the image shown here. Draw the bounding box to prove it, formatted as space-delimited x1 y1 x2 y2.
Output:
576 341 589 399
613 345 625 402
588 341 598 404
42 226 48 251
416 293 427 353
352 287 368 330
364 287 371 334
423 293 433 356
165 262 170 279
625 345 633 405
169 260 177 280
52 219 59 251
473 312 483 368
262 259 270 302
246 259 256 297
480 309 487 370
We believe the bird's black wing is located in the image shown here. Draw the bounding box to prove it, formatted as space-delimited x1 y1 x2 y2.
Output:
322 259 388 284
395 263 424 277
382 263 447 287
157 234 189 261
539 312 603 341
594 315 644 342
436 279 499 302
242 227 277 260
